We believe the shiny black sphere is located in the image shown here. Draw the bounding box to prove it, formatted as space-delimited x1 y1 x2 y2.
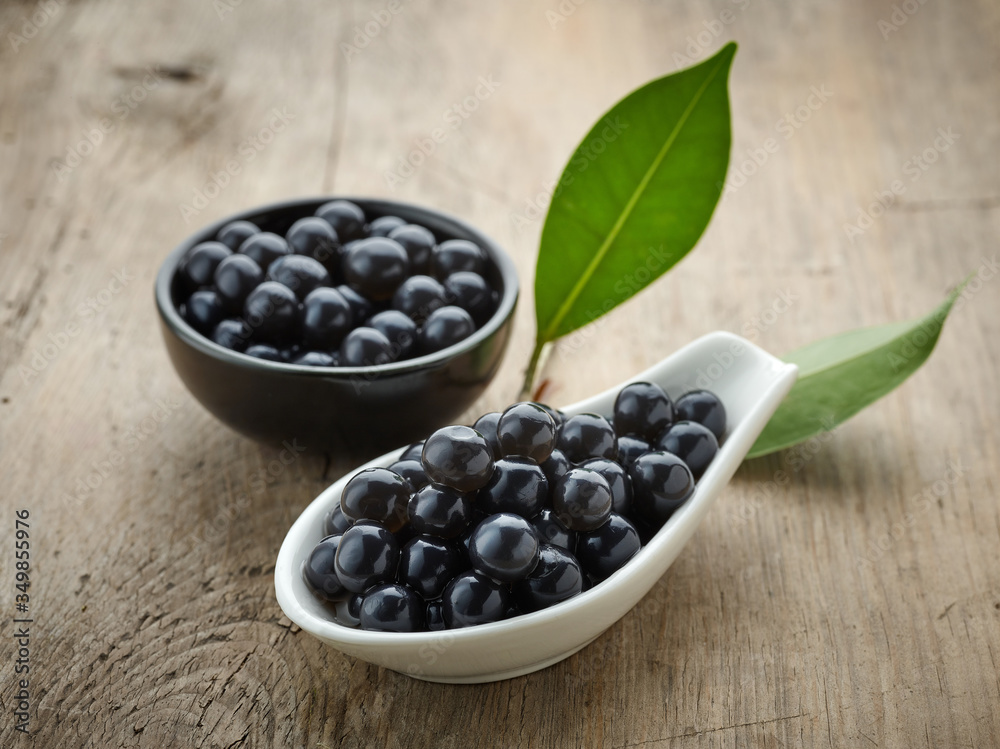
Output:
615 434 651 469
407 484 473 539
476 458 548 517
368 215 407 238
244 343 282 361
367 310 417 360
340 467 411 531
334 592 364 628
425 599 446 631
242 281 299 344
237 231 290 270
398 441 424 462
292 350 339 366
529 508 576 553
420 425 495 492
468 513 540 583
388 223 436 273
303 534 346 601
575 513 641 581
210 318 251 352
552 467 613 531
265 254 331 300
497 402 557 463
334 522 399 593
656 420 719 479
418 306 476 355
579 457 632 516
359 583 425 632
675 390 727 441
444 271 495 326
343 237 410 301
392 275 447 323
339 327 394 367
557 413 618 463
540 448 572 489
216 219 259 251
315 199 366 242
399 535 465 599
431 239 486 279
441 570 510 628
324 502 354 536
286 216 340 270
335 284 374 324
182 289 224 335
472 411 503 458
387 459 429 492
300 287 353 349
513 544 583 613
179 241 231 291
213 254 263 313
613 381 674 441
629 450 695 526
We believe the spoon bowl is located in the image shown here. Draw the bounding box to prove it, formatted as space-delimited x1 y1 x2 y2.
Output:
274 331 797 683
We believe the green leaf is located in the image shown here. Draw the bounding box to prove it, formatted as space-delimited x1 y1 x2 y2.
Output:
746 285 965 459
532 43 736 346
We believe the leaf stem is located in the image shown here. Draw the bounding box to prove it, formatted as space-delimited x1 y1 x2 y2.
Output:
519 339 548 401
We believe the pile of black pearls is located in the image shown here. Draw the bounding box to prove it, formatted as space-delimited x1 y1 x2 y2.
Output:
303 382 727 631
174 199 499 365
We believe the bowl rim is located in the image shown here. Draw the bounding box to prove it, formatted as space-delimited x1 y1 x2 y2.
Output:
154 195 519 377
275 331 800 649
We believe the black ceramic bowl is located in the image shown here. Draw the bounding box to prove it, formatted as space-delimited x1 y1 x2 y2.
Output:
155 197 518 456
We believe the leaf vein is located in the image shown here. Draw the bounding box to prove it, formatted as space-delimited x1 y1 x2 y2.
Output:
540 53 731 343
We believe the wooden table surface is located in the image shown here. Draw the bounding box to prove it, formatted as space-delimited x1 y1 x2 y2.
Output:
1 1 998 747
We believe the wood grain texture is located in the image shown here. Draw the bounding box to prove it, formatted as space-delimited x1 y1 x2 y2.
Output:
1 1 998 747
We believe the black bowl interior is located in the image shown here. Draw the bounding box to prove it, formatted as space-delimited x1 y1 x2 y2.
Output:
166 199 509 328
156 197 519 456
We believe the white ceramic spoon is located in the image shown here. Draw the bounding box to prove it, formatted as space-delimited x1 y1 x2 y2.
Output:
275 331 798 683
